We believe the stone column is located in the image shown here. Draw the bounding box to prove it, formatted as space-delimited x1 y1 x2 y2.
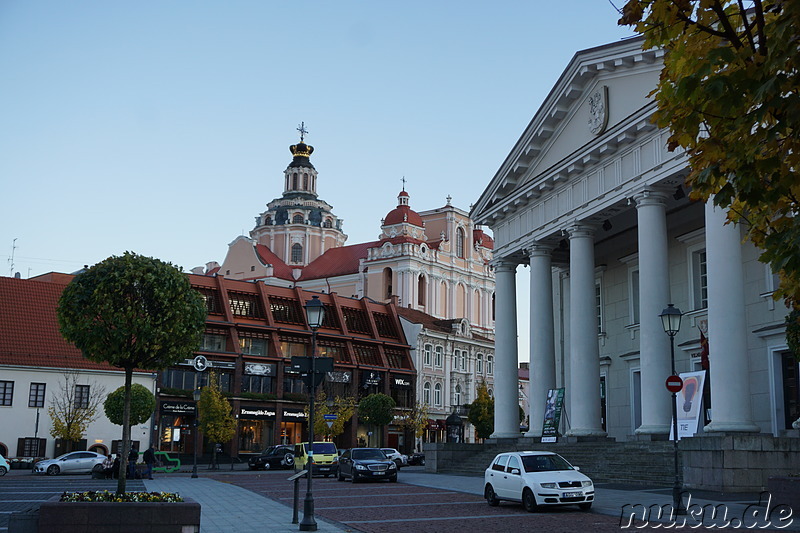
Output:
704 201 760 433
525 244 556 438
565 224 606 437
491 259 520 438
634 189 672 436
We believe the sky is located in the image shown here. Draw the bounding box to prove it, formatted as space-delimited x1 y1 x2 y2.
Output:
0 1 637 359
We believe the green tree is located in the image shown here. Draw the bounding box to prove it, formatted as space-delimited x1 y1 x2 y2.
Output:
619 1 800 307
105 384 156 427
468 381 494 440
396 401 429 445
58 252 206 493
197 372 237 469
48 371 106 450
306 389 358 440
358 393 396 446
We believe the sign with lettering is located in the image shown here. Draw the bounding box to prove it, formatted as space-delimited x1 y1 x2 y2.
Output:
392 376 412 389
361 371 382 388
239 407 276 420
161 401 196 415
326 371 351 383
540 388 565 443
282 409 306 420
244 363 276 376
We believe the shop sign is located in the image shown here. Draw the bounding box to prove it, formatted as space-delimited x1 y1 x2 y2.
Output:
161 401 196 415
244 362 276 376
361 370 382 388
239 407 276 420
282 409 306 421
326 371 351 383
392 376 412 389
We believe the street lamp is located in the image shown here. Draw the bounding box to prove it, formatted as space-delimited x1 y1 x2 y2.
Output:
299 295 325 532
660 303 685 515
192 387 201 479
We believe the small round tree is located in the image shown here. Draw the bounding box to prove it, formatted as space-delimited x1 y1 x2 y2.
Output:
105 384 156 427
358 393 396 447
58 252 206 493
468 381 494 440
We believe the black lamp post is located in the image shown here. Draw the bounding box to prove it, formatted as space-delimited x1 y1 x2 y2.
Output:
192 387 201 479
660 303 685 515
299 295 326 532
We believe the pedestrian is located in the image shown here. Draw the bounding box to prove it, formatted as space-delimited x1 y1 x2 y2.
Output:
143 445 156 480
102 454 114 479
128 447 139 479
112 456 121 479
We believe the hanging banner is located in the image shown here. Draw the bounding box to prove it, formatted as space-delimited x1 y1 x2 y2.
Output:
672 370 706 440
541 388 565 443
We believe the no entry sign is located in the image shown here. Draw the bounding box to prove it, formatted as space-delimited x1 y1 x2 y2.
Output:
665 375 683 393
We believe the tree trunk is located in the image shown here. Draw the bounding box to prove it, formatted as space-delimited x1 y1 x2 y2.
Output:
117 367 133 494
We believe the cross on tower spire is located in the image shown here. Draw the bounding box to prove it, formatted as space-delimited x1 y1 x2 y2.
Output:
401 176 406 191
297 122 308 142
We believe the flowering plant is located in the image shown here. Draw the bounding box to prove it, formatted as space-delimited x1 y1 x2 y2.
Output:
60 490 184 503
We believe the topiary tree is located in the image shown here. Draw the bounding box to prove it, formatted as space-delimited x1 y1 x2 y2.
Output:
358 393 396 447
468 381 494 440
105 383 156 427
58 252 206 493
197 372 236 469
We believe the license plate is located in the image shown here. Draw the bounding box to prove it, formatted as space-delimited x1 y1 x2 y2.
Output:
319 467 329 471
373 471 384 475
563 491 582 498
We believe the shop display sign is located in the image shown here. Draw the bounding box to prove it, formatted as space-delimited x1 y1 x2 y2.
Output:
244 362 276 376
161 401 196 415
239 407 276 420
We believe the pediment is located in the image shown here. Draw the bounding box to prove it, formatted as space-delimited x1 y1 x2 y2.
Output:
473 37 663 225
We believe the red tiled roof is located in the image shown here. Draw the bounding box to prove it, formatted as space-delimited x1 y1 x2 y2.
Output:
300 241 377 280
396 307 458 334
473 229 494 250
0 276 141 373
254 244 295 280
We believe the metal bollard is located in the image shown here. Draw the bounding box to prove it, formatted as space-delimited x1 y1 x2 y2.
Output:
287 469 307 524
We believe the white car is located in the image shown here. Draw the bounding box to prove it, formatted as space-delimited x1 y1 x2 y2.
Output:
484 451 594 512
0 453 9 476
33 451 106 476
380 448 408 468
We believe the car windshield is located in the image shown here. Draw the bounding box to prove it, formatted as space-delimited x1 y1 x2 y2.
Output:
311 442 336 454
352 449 386 461
521 454 574 472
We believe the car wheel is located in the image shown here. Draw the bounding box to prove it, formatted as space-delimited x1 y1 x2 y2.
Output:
282 453 294 468
263 462 271 470
579 502 592 511
47 465 60 476
420 458 425 466
389 475 397 483
0 466 6 476
92 464 104 473
522 488 538 513
351 473 359 483
485 484 499 507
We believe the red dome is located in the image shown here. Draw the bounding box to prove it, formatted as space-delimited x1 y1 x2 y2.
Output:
384 205 424 227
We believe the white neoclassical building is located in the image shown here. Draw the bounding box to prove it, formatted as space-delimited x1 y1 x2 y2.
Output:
472 37 792 442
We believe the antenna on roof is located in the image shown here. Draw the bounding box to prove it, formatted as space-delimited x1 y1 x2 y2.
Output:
9 238 17 277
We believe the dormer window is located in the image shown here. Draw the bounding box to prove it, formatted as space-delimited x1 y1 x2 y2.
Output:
292 213 304 224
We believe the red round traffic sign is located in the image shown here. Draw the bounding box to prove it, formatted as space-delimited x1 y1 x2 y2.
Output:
665 375 683 393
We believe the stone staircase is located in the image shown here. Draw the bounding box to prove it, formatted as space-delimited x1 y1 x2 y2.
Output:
426 438 678 485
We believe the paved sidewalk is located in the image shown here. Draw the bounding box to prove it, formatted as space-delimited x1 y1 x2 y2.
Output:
143 476 349 533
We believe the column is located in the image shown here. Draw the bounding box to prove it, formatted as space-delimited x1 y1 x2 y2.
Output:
491 259 520 438
634 189 672 435
704 201 760 433
565 224 606 437
525 244 556 438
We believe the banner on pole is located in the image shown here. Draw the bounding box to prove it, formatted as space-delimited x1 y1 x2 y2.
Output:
541 388 565 443
669 370 706 440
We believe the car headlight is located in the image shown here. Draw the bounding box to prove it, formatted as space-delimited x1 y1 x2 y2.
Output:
355 464 367 470
540 482 557 489
582 480 593 487
388 463 397 469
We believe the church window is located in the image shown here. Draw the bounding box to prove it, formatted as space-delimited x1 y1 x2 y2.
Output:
303 173 308 189
291 243 303 263
292 173 298 190
456 227 466 258
323 218 333 228
292 213 304 224
418 274 426 307
434 383 442 406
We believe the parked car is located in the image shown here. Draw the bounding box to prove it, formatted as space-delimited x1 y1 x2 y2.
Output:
484 451 594 512
380 448 408 468
293 441 338 477
248 445 295 470
33 451 106 476
337 448 397 483
0 454 9 476
408 452 425 466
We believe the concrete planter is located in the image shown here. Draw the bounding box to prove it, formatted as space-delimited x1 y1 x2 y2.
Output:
36 496 200 533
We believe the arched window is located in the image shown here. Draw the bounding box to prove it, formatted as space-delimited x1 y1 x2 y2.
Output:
434 346 443 367
423 344 432 366
488 388 494 398
292 213 304 224
487 355 494 375
476 354 483 374
418 274 426 306
434 383 442 406
264 215 272 225
291 243 303 263
383 268 393 299
303 173 308 189
454 384 462 406
423 382 431 405
456 227 465 258
323 218 333 228
292 173 298 190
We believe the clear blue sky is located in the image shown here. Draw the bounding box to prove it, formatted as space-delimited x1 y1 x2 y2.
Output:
0 2 635 357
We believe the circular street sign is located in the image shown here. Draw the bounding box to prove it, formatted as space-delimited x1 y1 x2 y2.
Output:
665 375 683 393
193 355 208 372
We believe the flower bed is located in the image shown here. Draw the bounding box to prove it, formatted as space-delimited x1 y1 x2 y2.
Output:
35 492 200 533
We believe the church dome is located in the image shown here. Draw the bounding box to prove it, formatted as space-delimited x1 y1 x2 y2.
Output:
384 190 424 227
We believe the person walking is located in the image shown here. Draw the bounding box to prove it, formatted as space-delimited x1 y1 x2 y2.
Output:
127 447 139 479
143 445 156 480
102 454 114 479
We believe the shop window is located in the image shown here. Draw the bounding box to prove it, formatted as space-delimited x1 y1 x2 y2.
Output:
241 375 274 395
